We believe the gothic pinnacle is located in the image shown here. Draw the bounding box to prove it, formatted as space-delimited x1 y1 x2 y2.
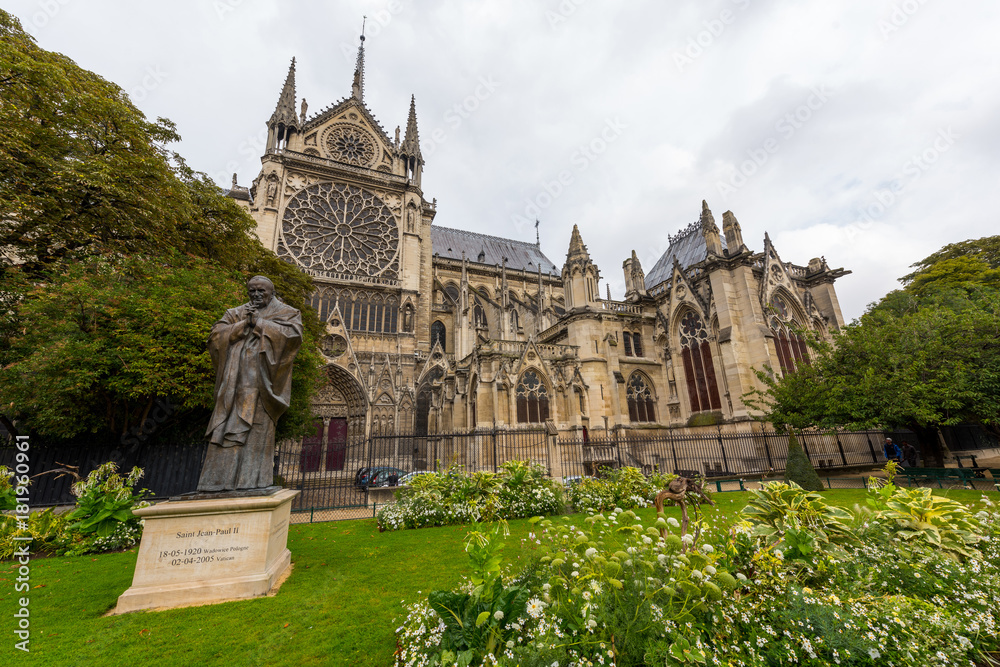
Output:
268 57 298 128
401 94 422 159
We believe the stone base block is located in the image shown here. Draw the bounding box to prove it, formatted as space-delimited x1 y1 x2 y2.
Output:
115 488 299 614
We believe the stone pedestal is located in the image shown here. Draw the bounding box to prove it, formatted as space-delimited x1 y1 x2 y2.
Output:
115 489 299 614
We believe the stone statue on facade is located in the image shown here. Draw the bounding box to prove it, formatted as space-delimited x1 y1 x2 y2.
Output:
197 276 302 492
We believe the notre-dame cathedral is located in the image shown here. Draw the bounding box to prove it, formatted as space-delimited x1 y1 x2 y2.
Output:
226 41 849 454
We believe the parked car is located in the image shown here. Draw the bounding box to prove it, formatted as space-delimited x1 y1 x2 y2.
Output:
397 470 433 486
357 466 409 489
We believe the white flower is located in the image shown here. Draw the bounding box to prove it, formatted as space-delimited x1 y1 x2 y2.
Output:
774 549 784 560
642 536 652 544
571 570 579 577
585 547 597 559
868 648 880 659
700 544 714 553
667 517 680 528
681 534 694 546
542 583 551 591
526 598 546 619
493 610 504 621
587 618 598 629
691 569 703 579
705 565 717 575
506 640 515 648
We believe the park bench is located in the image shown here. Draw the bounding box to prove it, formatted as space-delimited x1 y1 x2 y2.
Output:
903 467 974 488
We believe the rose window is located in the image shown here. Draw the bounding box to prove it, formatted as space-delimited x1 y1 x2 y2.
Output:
280 182 398 276
324 125 377 166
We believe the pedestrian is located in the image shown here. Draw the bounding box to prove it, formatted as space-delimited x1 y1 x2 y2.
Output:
884 437 902 463
901 441 918 468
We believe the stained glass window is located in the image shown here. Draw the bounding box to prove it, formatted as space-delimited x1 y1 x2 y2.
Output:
678 310 722 413
626 373 656 422
516 370 550 424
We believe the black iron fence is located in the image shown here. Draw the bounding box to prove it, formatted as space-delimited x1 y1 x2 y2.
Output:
556 428 889 479
0 439 206 507
8 422 995 511
273 429 551 513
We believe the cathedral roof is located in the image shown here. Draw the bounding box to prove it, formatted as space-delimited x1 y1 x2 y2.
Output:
432 226 559 274
644 219 728 289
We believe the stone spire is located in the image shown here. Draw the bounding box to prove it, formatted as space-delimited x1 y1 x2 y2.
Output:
623 249 647 298
566 224 590 263
700 200 723 256
268 58 299 129
722 210 744 253
401 95 422 160
562 224 601 309
351 21 366 101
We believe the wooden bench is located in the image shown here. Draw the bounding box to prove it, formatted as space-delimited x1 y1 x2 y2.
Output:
903 467 974 488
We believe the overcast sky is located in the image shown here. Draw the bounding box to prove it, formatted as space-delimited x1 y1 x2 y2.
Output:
9 0 999 320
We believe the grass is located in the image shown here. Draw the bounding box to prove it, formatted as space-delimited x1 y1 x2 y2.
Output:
2 488 996 666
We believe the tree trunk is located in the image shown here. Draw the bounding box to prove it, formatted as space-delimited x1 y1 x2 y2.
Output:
911 424 944 467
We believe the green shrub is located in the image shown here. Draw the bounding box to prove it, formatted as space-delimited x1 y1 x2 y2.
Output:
567 466 676 514
376 461 563 531
783 433 824 491
61 462 151 555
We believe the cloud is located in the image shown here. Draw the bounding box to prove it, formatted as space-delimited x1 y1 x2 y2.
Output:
8 0 999 318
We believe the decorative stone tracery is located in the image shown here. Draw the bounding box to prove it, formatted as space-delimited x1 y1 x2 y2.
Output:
280 182 399 277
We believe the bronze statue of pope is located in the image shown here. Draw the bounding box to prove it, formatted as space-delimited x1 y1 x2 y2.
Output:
197 276 302 492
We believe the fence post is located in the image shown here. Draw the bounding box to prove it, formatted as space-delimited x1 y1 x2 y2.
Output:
716 426 730 474
866 432 879 464
669 429 680 474
492 428 498 473
835 432 848 466
763 430 774 470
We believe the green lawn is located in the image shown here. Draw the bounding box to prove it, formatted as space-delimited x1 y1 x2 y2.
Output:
2 488 996 666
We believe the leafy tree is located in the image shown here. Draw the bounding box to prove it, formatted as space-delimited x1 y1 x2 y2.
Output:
0 11 323 442
0 254 323 443
901 235 1000 286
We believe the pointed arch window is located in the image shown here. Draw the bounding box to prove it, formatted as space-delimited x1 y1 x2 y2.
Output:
626 373 656 423
430 320 446 351
473 299 488 329
516 370 550 424
770 296 808 375
678 310 722 413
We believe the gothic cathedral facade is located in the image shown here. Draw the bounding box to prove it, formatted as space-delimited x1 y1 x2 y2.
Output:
228 45 850 448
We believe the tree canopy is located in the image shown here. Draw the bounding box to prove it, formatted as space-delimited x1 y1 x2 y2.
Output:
0 11 322 443
746 237 1000 465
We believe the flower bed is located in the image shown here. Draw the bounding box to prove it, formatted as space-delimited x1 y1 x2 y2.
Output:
1 462 150 559
396 477 1000 666
376 461 564 531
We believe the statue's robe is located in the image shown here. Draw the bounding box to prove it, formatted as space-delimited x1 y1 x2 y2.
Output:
197 298 302 491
